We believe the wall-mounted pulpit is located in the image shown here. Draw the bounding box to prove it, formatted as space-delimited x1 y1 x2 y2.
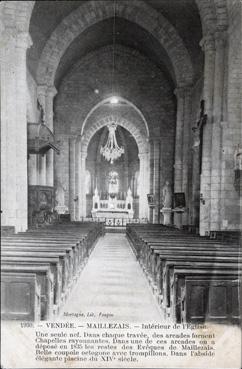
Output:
27 122 60 156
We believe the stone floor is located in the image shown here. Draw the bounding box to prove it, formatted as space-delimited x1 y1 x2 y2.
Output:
60 233 162 322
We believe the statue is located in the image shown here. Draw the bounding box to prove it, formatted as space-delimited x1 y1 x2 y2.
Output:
162 181 172 208
108 171 119 195
234 144 242 170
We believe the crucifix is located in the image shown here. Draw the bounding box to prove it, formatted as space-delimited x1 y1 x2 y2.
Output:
37 99 45 124
192 99 207 174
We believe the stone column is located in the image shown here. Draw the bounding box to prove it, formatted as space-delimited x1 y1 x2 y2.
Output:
210 31 227 231
74 137 80 220
174 87 185 194
138 151 149 219
181 87 192 225
174 87 190 228
149 140 154 222
199 34 216 235
37 85 47 186
1 29 32 232
1 28 17 229
28 155 38 185
39 155 46 185
78 148 87 219
153 138 161 223
191 130 201 227
45 86 57 186
69 136 76 220
15 32 33 231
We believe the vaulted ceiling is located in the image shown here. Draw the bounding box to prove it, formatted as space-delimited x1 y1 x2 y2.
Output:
27 0 203 86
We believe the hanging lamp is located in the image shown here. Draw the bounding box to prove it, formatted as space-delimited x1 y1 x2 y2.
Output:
100 0 124 163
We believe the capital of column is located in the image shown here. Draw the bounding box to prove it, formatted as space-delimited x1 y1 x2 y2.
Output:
174 161 182 169
174 85 192 99
16 32 33 50
149 136 161 143
199 34 215 53
80 151 87 161
138 151 148 160
47 85 58 98
37 85 47 99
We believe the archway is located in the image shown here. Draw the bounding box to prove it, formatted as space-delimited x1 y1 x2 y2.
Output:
86 125 140 218
73 113 149 220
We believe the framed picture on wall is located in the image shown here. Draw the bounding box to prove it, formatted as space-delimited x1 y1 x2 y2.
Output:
174 192 186 209
147 193 155 207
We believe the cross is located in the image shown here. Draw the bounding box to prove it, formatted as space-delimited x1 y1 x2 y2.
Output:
192 100 207 174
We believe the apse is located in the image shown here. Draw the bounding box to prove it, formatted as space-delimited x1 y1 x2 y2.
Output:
86 125 139 217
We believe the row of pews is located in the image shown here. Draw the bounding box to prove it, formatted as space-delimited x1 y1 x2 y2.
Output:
1 222 104 321
127 224 241 325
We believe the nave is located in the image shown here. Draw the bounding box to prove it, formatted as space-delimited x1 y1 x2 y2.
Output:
2 221 240 325
61 233 162 322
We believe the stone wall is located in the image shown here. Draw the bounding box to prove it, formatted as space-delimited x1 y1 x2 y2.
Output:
55 45 176 138
220 0 241 230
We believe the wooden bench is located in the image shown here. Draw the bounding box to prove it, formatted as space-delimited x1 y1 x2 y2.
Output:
1 264 55 320
2 256 62 308
1 222 103 321
180 273 240 324
126 224 241 325
1 272 41 321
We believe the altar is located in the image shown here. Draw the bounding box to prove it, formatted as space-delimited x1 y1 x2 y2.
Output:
91 187 134 219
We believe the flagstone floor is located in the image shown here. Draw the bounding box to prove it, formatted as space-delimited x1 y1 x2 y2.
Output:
61 233 162 322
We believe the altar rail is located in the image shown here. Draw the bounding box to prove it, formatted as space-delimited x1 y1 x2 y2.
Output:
80 217 148 227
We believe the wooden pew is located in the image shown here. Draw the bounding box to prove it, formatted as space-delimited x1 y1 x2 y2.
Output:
180 272 241 324
166 261 241 322
1 272 41 321
1 264 54 320
2 241 76 280
1 256 62 308
1 250 70 307
1 222 103 321
126 224 241 325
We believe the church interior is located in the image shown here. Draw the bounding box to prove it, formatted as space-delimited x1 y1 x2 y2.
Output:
1 0 242 326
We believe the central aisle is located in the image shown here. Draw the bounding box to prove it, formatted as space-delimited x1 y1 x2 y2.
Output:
61 233 162 322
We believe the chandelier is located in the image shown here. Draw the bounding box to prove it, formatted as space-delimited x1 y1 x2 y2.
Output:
100 123 124 164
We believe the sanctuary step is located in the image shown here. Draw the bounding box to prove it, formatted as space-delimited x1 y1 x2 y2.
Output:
105 226 126 233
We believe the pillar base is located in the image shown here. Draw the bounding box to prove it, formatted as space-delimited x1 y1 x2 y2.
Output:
173 208 185 229
160 208 172 225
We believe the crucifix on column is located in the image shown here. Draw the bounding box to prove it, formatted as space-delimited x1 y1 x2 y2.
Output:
192 100 207 174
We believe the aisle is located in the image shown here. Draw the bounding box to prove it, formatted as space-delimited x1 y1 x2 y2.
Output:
61 233 162 322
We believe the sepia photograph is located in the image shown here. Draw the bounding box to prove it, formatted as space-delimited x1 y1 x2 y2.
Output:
0 0 241 368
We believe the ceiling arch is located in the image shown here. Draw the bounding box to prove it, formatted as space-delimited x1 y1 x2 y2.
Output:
81 97 149 138
81 114 148 155
36 0 194 87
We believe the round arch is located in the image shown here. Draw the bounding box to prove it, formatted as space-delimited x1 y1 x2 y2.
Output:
81 97 149 139
36 0 194 87
81 114 148 155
